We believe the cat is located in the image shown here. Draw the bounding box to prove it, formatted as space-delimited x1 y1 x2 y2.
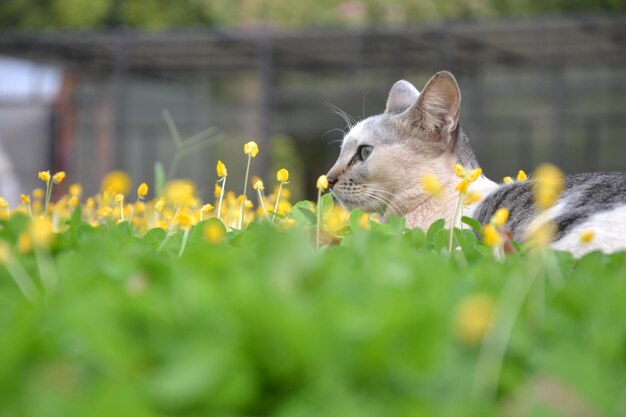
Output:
325 71 626 257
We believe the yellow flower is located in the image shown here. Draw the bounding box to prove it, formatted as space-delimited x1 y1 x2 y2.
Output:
69 183 82 196
455 294 495 346
0 197 7 209
154 199 165 212
244 141 259 158
29 216 53 248
463 192 481 206
455 179 469 194
279 218 297 230
32 188 44 199
493 208 509 227
201 204 214 214
97 207 113 217
526 221 557 248
454 164 465 178
467 168 483 182
135 201 145 214
164 180 196 205
114 194 124 204
17 233 32 254
101 170 131 195
277 200 292 215
358 213 370 230
69 196 79 208
21 194 30 204
517 170 528 181
502 176 513 184
38 170 51 183
253 179 265 191
52 171 66 184
421 174 442 197
316 175 329 190
176 212 193 228
277 168 289 183
580 230 595 244
483 224 501 247
216 160 227 177
204 220 226 244
137 182 149 198
214 183 222 198
533 163 564 211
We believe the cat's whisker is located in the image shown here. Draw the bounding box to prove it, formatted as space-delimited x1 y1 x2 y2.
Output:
360 185 411 212
367 189 411 211
324 102 356 130
321 127 347 142
359 190 403 216
358 193 386 215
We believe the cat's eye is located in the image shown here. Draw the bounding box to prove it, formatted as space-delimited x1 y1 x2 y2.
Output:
359 145 373 161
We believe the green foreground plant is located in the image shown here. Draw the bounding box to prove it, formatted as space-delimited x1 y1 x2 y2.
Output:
0 210 625 417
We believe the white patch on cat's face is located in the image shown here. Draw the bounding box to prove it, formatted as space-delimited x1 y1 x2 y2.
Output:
342 121 365 149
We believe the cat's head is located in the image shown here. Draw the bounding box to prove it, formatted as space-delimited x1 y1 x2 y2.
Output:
326 71 464 214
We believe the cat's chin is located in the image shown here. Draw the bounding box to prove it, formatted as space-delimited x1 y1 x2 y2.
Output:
330 192 357 211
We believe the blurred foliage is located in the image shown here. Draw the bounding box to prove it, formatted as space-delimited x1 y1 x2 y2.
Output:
1 0 625 30
1 206 626 416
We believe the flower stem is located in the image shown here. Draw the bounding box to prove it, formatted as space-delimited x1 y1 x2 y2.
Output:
272 181 284 223
217 177 226 219
257 189 269 221
44 181 54 214
316 188 322 251
35 248 57 293
5 257 39 302
239 156 252 229
448 194 463 252
178 228 190 258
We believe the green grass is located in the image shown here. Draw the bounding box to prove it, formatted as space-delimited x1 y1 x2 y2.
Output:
1 208 625 417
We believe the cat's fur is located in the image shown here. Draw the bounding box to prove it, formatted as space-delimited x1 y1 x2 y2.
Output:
326 71 626 257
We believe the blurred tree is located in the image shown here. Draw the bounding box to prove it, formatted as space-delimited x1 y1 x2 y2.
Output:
1 0 625 30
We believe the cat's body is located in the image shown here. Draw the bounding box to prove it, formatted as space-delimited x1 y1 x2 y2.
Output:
326 71 626 257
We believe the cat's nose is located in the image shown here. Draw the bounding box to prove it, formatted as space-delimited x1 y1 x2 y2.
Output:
327 174 338 189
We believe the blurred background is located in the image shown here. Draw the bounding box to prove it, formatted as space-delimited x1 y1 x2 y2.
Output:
1 0 625 205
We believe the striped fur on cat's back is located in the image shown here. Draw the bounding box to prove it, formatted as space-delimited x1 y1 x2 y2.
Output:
472 172 626 256
325 70 626 257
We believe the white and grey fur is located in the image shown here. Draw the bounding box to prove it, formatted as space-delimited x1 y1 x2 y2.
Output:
326 71 626 257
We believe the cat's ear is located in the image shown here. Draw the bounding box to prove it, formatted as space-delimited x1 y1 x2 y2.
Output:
402 71 461 140
385 80 419 114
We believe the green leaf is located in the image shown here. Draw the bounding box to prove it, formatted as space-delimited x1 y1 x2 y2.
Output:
320 192 335 215
296 207 318 225
386 214 406 232
433 228 449 251
461 216 482 235
349 208 364 231
290 201 317 225
143 227 167 248
69 204 83 227
426 219 445 246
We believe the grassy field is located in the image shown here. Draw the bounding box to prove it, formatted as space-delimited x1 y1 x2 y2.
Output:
1 194 625 416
